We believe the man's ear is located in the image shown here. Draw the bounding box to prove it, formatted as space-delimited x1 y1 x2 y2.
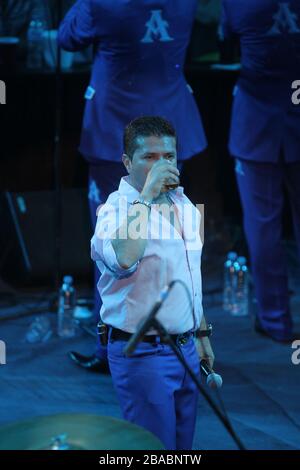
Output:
122 153 132 174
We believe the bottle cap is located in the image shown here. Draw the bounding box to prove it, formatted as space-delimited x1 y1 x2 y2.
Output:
63 275 73 285
233 261 240 270
227 251 237 261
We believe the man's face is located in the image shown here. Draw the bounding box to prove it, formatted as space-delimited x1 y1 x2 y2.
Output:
123 135 177 192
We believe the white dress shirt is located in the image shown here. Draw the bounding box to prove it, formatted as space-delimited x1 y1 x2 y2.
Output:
91 177 203 334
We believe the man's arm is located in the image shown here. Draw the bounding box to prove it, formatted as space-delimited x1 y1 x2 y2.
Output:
58 0 97 51
195 315 215 369
111 160 180 270
111 202 151 270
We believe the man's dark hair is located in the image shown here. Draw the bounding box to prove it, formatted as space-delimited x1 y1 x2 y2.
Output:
123 116 177 159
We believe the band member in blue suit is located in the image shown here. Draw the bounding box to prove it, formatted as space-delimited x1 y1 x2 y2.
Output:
58 0 207 369
221 0 300 342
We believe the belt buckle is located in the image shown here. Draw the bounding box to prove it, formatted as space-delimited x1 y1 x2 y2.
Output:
177 333 188 347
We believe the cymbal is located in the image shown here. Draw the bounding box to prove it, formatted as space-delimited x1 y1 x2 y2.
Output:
0 413 164 450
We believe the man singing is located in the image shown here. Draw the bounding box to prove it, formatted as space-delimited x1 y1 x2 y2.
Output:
91 116 214 450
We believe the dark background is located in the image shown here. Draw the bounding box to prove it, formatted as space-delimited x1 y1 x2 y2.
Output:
0 1 293 287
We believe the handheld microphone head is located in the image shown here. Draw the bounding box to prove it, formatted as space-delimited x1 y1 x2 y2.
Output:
207 372 223 389
200 360 223 389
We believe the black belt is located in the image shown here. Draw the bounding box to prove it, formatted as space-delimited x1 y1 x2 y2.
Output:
109 327 194 346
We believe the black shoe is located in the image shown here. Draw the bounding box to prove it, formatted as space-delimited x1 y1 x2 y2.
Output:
69 351 110 373
254 317 293 343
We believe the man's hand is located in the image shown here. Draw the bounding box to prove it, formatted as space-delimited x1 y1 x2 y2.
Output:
194 336 215 370
141 160 180 201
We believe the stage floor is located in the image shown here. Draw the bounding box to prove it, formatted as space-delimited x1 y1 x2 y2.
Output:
1 268 300 450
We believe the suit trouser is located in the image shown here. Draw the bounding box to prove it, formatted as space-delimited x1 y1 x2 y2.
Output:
235 158 300 340
107 334 200 450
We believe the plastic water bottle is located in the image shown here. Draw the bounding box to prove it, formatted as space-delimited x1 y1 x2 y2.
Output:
57 276 76 338
26 18 44 69
223 252 238 312
231 256 249 316
26 316 52 343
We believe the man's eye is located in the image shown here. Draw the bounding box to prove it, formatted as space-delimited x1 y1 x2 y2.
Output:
145 155 153 160
166 155 174 160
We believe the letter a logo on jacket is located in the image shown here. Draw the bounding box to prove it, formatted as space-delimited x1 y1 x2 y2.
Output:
141 10 174 43
267 2 300 35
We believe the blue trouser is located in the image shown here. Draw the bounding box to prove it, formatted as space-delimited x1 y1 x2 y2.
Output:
235 158 300 340
88 161 127 360
107 333 200 450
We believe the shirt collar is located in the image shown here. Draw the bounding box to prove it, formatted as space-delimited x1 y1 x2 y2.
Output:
118 176 185 203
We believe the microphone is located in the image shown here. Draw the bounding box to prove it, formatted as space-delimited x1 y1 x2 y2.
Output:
200 360 223 389
123 281 175 356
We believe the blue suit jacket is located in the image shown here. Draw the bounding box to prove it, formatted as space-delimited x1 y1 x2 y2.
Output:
58 0 207 162
222 0 300 163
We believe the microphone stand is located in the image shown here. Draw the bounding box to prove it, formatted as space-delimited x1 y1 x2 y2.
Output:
127 315 246 451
